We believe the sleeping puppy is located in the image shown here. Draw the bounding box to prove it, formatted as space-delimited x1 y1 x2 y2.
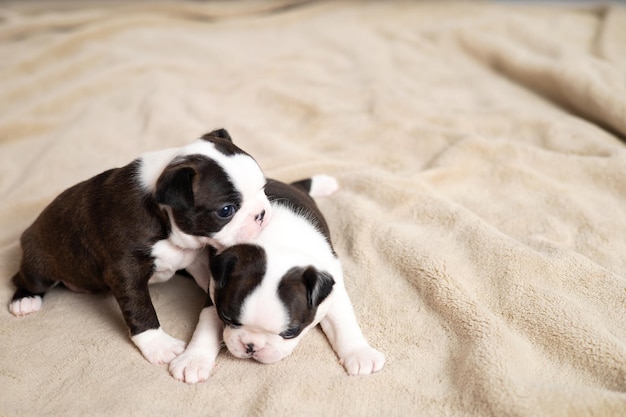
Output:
169 175 385 383
9 129 271 365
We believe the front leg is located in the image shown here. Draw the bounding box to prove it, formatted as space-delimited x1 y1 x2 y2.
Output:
320 284 385 375
169 296 224 384
131 328 187 365
109 270 185 364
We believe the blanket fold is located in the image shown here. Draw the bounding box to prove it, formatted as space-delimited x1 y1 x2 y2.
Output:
1 1 625 416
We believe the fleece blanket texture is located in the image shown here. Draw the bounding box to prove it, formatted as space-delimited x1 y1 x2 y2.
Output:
1 1 625 416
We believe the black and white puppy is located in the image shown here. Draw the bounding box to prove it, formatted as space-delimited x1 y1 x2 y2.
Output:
9 129 271 365
169 175 385 383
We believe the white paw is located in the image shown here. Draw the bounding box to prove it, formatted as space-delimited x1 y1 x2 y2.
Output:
169 347 216 384
131 328 186 365
9 296 42 316
340 346 385 376
309 174 339 197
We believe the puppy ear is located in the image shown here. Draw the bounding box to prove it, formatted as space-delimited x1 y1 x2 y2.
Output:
302 267 335 308
155 164 196 210
209 248 239 290
201 128 232 142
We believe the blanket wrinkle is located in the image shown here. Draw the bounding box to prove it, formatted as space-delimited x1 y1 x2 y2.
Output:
2 1 626 416
381 233 539 417
374 153 626 385
384 226 620 415
457 7 626 139
593 6 626 69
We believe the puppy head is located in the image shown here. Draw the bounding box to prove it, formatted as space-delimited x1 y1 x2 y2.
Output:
154 129 271 248
209 245 335 364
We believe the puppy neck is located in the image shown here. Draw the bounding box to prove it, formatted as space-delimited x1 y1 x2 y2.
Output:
162 206 209 251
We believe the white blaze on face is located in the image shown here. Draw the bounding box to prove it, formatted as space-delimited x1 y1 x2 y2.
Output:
221 261 302 364
241 284 290 336
222 287 311 364
220 263 288 362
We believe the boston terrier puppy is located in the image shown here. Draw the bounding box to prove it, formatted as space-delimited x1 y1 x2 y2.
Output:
9 129 271 365
169 175 385 384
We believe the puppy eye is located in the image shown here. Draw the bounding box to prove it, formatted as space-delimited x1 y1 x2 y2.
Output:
280 325 300 340
216 204 237 219
220 313 241 329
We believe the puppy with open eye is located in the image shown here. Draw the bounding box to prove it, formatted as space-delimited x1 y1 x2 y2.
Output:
9 129 271 365
169 175 385 383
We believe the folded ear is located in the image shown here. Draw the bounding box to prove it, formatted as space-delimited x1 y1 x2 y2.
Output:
201 128 232 142
209 248 239 290
302 267 335 308
155 163 196 210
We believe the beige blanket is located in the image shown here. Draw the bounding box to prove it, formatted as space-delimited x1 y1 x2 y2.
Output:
1 1 625 415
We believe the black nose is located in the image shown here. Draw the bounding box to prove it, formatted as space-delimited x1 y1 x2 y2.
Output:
246 343 255 354
255 210 265 223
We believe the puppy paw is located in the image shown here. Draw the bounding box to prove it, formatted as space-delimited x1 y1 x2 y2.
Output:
340 346 385 376
131 328 186 365
169 347 216 384
309 175 339 197
9 296 42 316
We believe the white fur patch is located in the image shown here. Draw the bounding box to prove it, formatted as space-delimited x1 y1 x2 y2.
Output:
169 307 223 384
131 327 186 365
341 345 386 376
149 238 201 284
9 295 42 316
137 138 266 200
169 347 215 384
255 204 342 280
309 174 339 197
137 147 181 191
179 141 267 202
320 285 386 375
240 287 291 336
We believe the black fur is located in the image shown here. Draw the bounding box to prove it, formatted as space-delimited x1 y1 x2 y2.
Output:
209 244 267 327
156 155 242 236
10 129 248 338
